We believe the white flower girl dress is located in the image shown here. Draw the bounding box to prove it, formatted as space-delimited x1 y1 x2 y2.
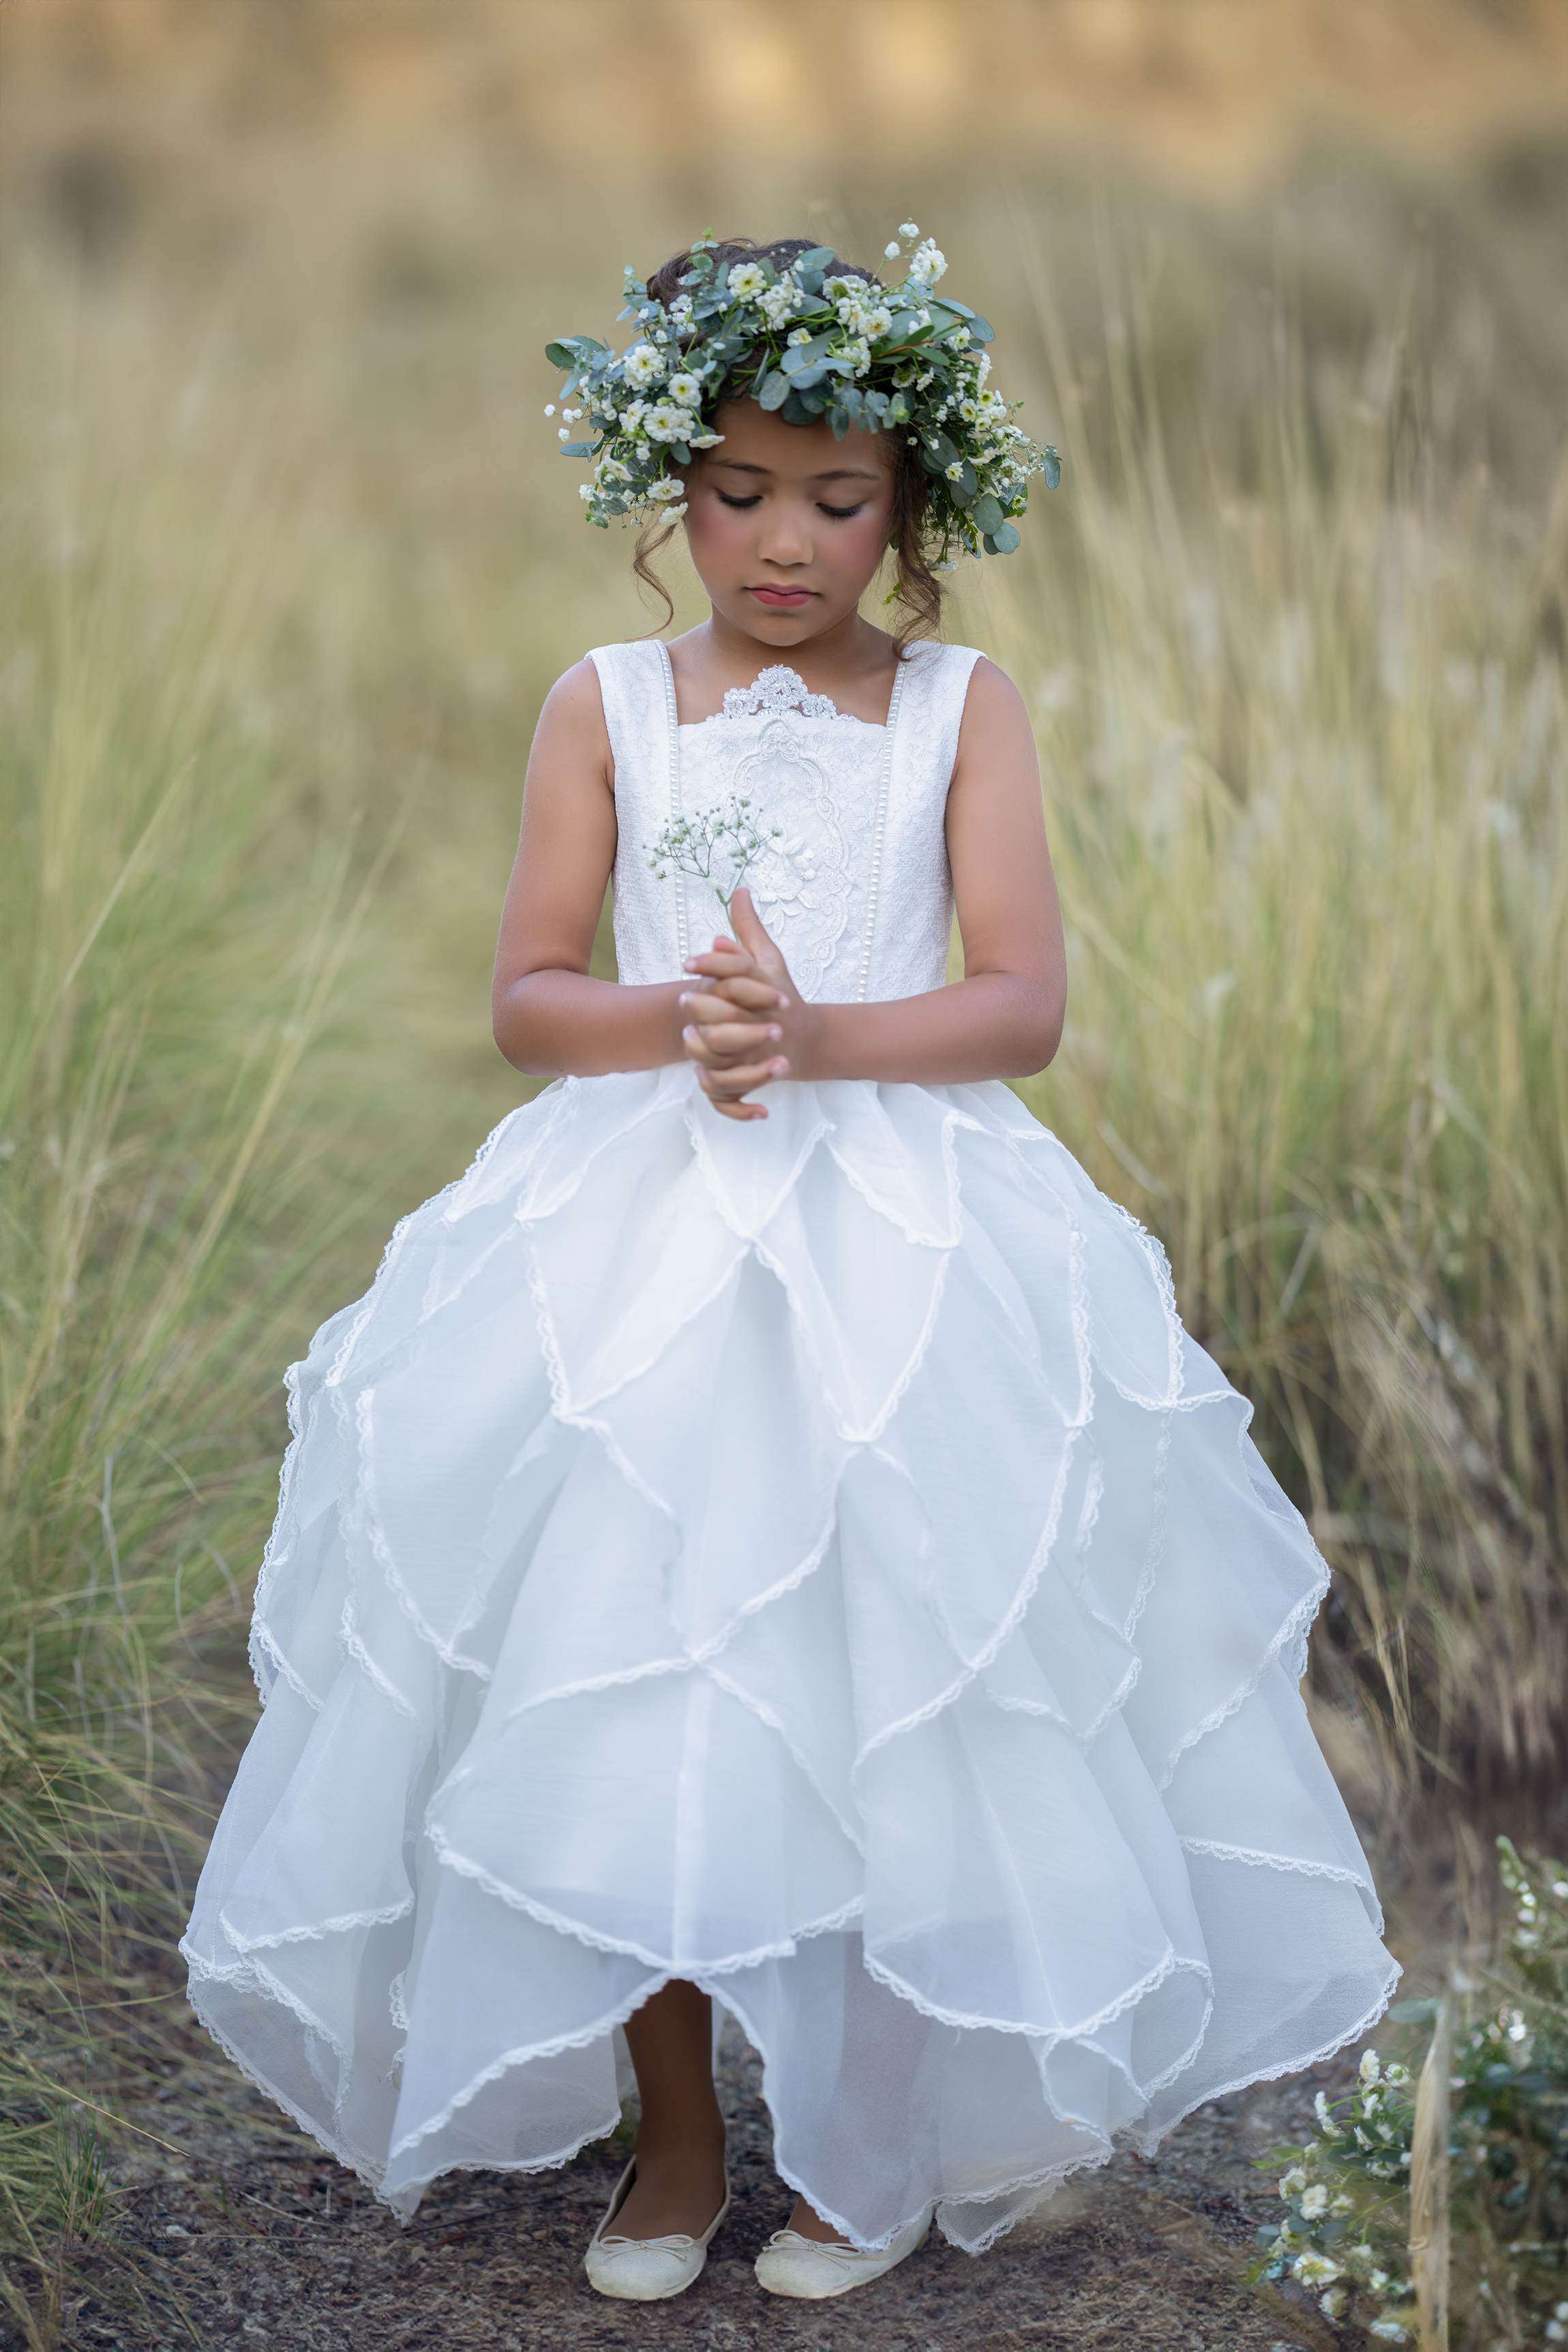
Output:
183 641 1398 2250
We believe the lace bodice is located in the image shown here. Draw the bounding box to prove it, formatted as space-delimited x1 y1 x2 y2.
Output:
590 640 982 1002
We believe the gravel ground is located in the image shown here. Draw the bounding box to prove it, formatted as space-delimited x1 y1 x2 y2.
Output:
16 1994 1358 2352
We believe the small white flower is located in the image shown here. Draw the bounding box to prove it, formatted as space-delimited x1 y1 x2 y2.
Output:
577 483 594 500
1360 2051 1383 2085
1278 2169 1308 2197
647 474 687 502
944 459 964 481
1368 2323 1408 2344
596 457 632 484
787 327 813 348
666 373 704 407
899 220 918 237
543 403 556 417
909 238 948 286
1314 2092 1333 2127
621 344 666 389
1299 2184 1329 2219
727 262 768 299
1331 2194 1355 2214
885 241 901 258
759 282 800 326
1293 2252 1340 2287
558 427 571 441
866 305 892 338
1383 2063 1410 2086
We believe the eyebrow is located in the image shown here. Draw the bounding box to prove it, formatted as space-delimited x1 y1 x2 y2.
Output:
710 459 884 483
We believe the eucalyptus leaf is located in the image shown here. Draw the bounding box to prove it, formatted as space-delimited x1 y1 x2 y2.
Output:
967 314 995 344
757 370 791 411
779 390 817 427
782 333 833 376
1043 447 1061 489
560 441 596 457
971 493 1006 534
785 362 831 390
989 519 1021 554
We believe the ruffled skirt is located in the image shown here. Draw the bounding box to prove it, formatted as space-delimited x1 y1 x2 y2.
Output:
181 1068 1396 2246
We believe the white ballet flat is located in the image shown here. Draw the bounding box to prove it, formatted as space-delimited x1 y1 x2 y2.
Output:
754 2205 933 2298
583 2156 730 2301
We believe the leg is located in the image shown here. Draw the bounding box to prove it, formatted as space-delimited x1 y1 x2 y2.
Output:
611 1980 727 2240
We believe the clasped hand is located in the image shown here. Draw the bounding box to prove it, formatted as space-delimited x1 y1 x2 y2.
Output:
678 888 817 1122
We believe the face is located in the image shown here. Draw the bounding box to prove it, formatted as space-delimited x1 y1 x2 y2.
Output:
682 401 898 648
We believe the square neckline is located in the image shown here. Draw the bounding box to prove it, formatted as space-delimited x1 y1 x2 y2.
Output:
657 639 900 732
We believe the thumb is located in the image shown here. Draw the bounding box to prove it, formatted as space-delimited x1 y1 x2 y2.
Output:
729 886 782 969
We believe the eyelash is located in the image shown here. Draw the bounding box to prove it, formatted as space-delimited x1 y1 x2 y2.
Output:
714 492 866 520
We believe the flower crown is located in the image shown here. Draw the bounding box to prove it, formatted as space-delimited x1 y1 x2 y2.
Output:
544 224 1059 561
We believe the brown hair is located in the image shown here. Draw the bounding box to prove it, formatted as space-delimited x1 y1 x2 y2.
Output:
631 237 945 659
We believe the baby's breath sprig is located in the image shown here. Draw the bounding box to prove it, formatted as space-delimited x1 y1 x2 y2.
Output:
648 797 783 923
546 224 1058 560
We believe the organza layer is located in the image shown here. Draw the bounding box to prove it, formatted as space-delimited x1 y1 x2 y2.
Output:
182 1068 1396 2247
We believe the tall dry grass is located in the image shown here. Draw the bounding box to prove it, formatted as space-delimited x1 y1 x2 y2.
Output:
993 222 1568 1825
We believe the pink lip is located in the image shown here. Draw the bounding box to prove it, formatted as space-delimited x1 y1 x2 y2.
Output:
749 586 815 607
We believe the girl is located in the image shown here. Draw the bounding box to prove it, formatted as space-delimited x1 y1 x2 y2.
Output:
183 230 1398 2305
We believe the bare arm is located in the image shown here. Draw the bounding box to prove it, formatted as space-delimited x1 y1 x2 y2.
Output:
681 659 1066 1114
491 660 691 1076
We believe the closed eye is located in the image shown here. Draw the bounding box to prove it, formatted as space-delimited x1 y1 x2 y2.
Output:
715 491 762 510
819 502 866 519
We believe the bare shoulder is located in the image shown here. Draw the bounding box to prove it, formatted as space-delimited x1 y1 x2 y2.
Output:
528 656 614 785
953 654 1038 775
539 655 611 736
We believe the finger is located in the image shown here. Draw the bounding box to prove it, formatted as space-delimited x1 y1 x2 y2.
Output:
682 1025 783 1070
728 888 784 969
697 1054 789 1100
680 961 788 1007
680 986 783 1029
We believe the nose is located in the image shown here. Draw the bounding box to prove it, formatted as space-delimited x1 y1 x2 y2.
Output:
755 497 813 569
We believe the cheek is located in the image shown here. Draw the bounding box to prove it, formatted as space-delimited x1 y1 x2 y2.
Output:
832 495 896 570
684 492 748 569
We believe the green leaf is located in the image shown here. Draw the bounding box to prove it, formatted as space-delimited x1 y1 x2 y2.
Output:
1389 1998 1439 2025
757 370 791 411
544 340 580 370
560 441 596 458
971 493 1006 535
781 333 833 376
987 521 1021 554
967 313 995 344
779 389 817 427
1043 447 1061 489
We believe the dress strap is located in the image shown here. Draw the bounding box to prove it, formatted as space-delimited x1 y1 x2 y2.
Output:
854 641 984 1002
589 641 687 970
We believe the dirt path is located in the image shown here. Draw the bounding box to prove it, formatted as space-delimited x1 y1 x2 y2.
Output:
30 1999 1353 2351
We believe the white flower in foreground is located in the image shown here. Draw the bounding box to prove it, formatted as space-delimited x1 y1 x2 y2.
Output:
1383 2062 1411 2087
727 262 768 299
1360 2050 1383 2084
1278 2168 1308 2197
621 344 666 389
1314 2092 1333 2127
1293 2252 1340 2287
646 474 687 502
665 373 704 407
885 241 901 258
1299 2184 1329 2218
759 281 800 326
596 457 632 483
787 327 813 348
899 220 919 237
909 238 948 285
543 403 556 417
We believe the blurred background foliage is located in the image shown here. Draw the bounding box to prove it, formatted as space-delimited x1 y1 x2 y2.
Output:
1 2 1566 2341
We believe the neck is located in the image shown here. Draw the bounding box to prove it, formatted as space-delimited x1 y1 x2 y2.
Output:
699 604 893 691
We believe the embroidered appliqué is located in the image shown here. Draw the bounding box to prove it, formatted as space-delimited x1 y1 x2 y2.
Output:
719 666 852 723
716 719 851 993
